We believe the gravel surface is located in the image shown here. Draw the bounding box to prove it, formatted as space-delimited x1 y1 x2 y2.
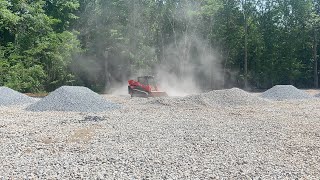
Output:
314 93 320 97
261 85 313 100
1 91 320 179
201 88 270 107
147 88 270 108
0 87 36 106
26 86 119 112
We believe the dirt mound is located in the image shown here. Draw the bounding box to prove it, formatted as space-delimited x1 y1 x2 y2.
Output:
26 86 119 112
261 85 312 100
0 87 36 106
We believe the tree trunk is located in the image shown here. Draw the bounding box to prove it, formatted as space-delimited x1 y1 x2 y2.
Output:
132 0 137 53
241 0 248 89
223 50 230 88
314 29 318 88
244 7 248 89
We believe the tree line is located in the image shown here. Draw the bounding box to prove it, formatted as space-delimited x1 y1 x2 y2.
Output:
0 0 319 93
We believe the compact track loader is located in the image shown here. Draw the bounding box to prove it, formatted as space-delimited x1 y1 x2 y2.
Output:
128 76 167 97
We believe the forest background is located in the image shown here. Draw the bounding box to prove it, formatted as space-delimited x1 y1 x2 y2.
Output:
1 0 320 93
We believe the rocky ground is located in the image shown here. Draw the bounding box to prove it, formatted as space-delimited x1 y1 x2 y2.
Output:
1 91 320 179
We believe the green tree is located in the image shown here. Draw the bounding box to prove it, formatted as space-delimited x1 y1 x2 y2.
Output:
0 0 81 92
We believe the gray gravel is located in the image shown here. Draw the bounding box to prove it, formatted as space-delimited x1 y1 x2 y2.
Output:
261 85 313 100
26 86 119 112
201 88 270 107
147 88 270 107
1 91 320 179
0 86 36 106
145 95 208 108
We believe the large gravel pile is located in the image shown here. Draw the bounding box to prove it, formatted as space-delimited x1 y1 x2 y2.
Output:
147 88 269 107
0 86 36 106
261 85 312 100
26 86 119 112
201 88 269 107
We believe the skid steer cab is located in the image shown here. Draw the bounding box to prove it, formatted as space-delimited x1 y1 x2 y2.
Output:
128 76 167 97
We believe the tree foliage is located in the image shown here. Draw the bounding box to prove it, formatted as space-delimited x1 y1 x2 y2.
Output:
0 0 320 92
0 0 80 92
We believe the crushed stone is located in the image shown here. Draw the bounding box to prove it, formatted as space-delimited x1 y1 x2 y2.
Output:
261 85 312 100
26 86 119 112
0 87 36 106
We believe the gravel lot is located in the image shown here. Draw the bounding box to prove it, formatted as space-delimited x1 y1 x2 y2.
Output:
1 89 320 179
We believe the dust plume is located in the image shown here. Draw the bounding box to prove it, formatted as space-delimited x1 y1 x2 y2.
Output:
71 1 227 95
154 1 224 96
156 34 223 96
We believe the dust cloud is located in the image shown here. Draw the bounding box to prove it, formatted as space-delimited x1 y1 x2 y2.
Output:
155 33 223 96
73 1 227 96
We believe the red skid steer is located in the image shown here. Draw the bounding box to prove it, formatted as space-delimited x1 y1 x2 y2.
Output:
128 76 168 97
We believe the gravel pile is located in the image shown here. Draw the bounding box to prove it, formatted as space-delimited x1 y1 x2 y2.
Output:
147 88 269 107
201 88 269 107
0 86 36 106
261 85 312 100
26 86 119 112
